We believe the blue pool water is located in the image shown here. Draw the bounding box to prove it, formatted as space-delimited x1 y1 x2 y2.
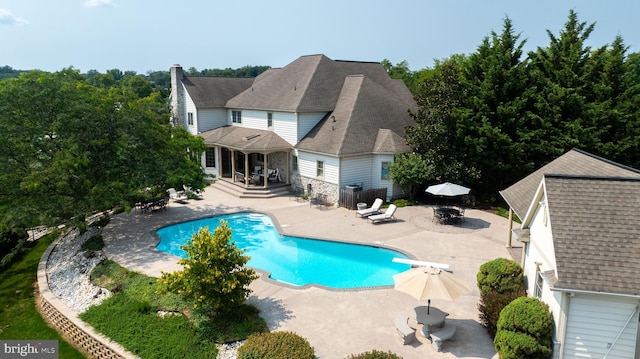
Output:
156 213 410 289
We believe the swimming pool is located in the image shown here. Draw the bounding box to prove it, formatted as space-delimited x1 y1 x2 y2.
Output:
156 213 410 289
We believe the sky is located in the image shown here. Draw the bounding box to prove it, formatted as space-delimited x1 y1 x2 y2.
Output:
2 0 640 74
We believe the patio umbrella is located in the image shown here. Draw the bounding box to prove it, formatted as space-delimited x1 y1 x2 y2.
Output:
425 182 471 197
393 266 471 314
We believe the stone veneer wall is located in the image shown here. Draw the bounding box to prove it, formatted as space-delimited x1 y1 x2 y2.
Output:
291 173 338 205
37 234 138 359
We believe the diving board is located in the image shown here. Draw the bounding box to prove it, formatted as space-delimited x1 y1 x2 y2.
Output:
392 258 450 270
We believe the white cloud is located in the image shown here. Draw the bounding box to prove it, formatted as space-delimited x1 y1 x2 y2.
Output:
82 0 117 8
0 9 29 25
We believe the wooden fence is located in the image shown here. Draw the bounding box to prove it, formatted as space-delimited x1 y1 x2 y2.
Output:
339 188 387 210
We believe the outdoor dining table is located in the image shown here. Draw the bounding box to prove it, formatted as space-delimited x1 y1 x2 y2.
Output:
414 306 449 336
435 207 461 224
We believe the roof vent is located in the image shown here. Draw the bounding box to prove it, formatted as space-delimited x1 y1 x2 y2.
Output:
243 134 260 141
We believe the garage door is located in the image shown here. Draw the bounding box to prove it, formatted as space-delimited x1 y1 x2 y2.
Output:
563 295 638 359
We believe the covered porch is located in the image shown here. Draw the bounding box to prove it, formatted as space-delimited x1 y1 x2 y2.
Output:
199 126 292 190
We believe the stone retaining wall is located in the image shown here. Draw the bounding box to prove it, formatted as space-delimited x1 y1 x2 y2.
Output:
37 235 138 359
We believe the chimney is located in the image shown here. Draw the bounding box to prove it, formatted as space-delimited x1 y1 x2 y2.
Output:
169 64 184 128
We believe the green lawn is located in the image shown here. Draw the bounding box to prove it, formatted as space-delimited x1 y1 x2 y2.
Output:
80 259 267 358
0 236 86 358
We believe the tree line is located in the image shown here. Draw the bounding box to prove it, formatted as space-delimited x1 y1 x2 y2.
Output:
388 10 640 200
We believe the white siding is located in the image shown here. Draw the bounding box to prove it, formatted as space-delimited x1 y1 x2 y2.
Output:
229 109 299 146
184 92 197 135
372 154 396 199
298 152 339 184
197 108 227 133
276 112 298 145
340 156 372 189
563 295 638 359
524 198 557 296
298 112 327 141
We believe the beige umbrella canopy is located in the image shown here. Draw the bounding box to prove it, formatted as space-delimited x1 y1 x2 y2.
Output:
393 266 471 313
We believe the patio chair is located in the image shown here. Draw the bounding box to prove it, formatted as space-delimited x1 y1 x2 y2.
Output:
356 198 383 217
367 204 397 224
167 188 188 203
267 168 280 183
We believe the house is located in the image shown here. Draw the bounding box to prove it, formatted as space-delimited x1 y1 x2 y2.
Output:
169 54 416 203
500 148 640 358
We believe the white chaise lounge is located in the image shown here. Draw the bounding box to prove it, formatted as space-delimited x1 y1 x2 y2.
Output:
167 188 188 203
367 204 397 224
356 198 383 217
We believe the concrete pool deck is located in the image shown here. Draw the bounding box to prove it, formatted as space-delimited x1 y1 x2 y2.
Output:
102 185 517 359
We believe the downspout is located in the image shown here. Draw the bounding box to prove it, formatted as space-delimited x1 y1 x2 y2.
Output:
603 304 639 359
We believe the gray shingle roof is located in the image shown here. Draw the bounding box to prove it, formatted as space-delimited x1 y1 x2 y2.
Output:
543 175 640 295
500 149 640 220
226 54 415 112
294 75 414 156
198 126 292 152
183 76 254 108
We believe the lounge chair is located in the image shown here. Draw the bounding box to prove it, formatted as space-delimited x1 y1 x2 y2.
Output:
356 198 383 217
367 204 397 224
183 185 203 199
167 188 188 203
267 168 280 183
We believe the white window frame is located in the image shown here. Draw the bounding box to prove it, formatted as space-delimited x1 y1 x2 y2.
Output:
534 270 544 298
187 112 194 126
205 147 216 168
267 112 273 129
232 110 242 124
316 160 324 178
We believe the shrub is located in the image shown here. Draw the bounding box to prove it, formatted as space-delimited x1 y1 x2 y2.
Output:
237 331 315 359
494 297 553 359
478 288 526 337
477 258 525 295
347 349 403 358
477 258 526 337
158 221 259 316
81 234 104 251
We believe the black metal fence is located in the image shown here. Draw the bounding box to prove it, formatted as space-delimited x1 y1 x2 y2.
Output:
339 188 388 210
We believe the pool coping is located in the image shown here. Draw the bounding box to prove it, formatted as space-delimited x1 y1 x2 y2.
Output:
150 210 417 292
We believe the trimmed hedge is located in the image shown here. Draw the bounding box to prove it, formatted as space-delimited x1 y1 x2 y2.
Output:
494 297 553 359
477 258 526 337
237 331 314 359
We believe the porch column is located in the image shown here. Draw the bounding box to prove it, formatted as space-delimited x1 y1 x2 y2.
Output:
285 152 290 184
243 153 249 187
230 150 236 179
506 208 513 248
262 152 268 188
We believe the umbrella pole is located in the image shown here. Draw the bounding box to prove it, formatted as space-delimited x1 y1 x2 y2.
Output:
428 299 430 314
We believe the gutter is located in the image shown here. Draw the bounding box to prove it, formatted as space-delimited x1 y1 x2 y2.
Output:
550 287 640 299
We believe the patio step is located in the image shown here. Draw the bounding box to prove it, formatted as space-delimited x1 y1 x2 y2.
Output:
212 179 291 198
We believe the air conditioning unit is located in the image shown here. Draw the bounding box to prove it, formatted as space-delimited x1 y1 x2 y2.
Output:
344 185 362 192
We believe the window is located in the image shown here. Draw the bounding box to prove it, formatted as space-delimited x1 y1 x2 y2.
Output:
292 155 298 171
187 112 194 126
205 148 216 167
381 161 391 180
534 271 544 298
232 110 242 124
316 160 324 177
267 112 273 128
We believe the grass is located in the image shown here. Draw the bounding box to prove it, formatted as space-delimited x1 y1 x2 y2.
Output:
80 260 268 359
0 235 86 359
494 206 522 223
